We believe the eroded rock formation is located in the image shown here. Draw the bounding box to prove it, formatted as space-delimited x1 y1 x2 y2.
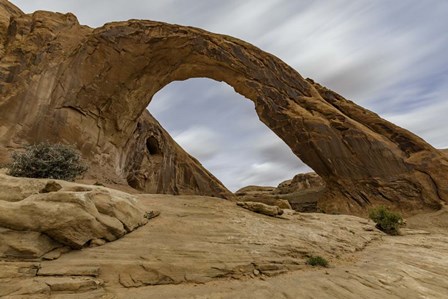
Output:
0 171 150 259
0 0 232 199
275 172 325 195
235 172 325 212
1 1 447 213
124 110 232 198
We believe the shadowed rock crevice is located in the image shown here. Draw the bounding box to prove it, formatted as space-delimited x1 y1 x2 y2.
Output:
0 1 447 213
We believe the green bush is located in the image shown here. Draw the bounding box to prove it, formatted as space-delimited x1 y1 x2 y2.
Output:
369 206 403 235
8 142 88 181
306 255 329 267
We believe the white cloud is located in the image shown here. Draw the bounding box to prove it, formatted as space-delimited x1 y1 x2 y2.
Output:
172 126 221 161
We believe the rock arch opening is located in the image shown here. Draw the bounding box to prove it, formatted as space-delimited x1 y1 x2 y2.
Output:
148 78 311 192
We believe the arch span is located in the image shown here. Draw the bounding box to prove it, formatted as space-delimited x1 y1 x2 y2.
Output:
58 20 448 213
1 9 447 213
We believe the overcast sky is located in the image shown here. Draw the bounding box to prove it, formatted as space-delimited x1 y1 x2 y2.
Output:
14 1 448 191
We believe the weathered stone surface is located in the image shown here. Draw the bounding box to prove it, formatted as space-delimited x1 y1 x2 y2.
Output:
237 201 284 217
0 1 447 213
0 278 50 297
29 195 383 287
43 276 103 292
42 246 71 260
0 261 40 278
0 172 149 256
38 265 100 277
275 172 325 195
235 173 325 212
0 228 61 259
39 180 62 193
2 195 448 298
235 185 292 209
126 110 233 199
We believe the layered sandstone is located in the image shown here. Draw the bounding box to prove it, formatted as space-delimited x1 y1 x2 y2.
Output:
0 0 231 199
0 171 150 259
1 0 447 213
235 172 325 212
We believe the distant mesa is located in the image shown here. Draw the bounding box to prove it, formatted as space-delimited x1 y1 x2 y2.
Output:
0 0 447 214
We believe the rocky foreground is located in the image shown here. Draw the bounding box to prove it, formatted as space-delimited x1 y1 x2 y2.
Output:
1 190 448 298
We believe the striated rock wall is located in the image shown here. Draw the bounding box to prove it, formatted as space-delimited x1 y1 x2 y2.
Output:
125 110 232 198
1 0 447 213
0 0 232 199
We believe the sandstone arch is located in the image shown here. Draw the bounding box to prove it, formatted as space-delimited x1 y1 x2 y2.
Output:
1 2 447 214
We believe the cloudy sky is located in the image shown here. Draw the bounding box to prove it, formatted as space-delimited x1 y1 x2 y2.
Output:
14 1 448 191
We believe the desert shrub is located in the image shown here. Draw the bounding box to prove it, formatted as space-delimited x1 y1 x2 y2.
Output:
369 206 403 235
8 142 88 181
306 255 329 267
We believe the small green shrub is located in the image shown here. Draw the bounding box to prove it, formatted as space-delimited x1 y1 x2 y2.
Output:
8 142 88 181
306 255 329 267
369 206 403 235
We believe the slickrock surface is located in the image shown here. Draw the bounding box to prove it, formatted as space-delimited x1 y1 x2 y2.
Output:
1 195 448 298
0 0 447 213
111 231 448 299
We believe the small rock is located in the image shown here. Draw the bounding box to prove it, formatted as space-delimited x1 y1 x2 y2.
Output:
42 246 71 260
253 269 260 276
89 238 106 247
145 210 161 220
39 181 62 193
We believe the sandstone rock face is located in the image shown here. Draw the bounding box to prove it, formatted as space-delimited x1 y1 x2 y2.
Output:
275 172 326 212
275 172 325 195
0 172 149 258
1 1 447 213
235 185 292 209
125 110 232 198
236 173 325 212
0 0 232 200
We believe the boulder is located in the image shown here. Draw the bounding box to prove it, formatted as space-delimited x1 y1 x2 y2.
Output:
0 173 150 257
237 201 284 217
